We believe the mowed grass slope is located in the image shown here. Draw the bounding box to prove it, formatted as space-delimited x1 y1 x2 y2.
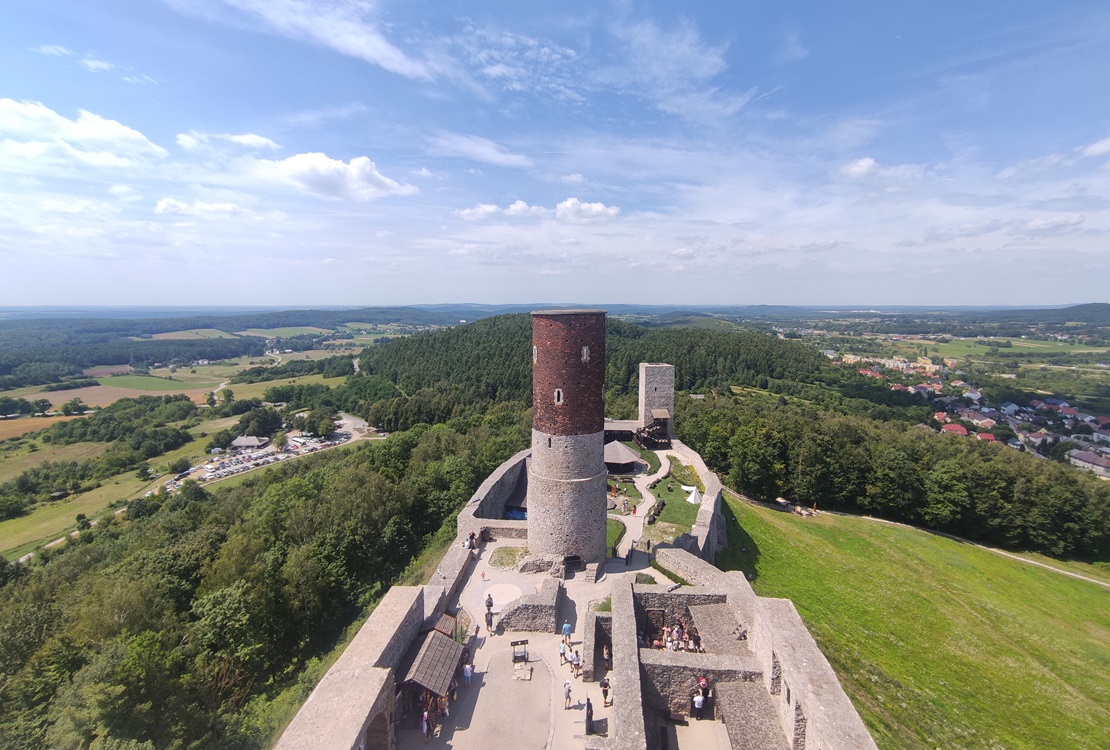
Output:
718 498 1110 750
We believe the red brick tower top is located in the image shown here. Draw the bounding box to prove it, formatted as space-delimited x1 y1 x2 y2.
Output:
531 310 605 436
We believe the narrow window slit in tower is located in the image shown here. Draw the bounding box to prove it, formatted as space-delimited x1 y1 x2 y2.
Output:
581 346 590 363
554 389 563 404
548 437 552 448
532 345 538 364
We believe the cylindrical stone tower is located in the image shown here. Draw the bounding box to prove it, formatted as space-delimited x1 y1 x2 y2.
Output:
527 309 607 564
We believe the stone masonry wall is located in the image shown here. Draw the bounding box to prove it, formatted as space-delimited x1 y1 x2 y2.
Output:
498 577 562 633
276 586 429 749
669 440 726 561
585 579 647 750
652 547 878 750
639 649 761 716
638 363 675 432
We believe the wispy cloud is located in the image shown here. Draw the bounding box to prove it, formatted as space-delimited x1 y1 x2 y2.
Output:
775 31 809 64
429 132 533 168
177 130 281 151
155 197 249 216
1083 136 1110 158
79 58 114 72
605 18 755 121
214 0 432 80
283 102 367 127
445 24 583 102
34 44 74 57
455 197 620 223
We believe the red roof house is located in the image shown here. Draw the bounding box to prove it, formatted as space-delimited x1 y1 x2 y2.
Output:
941 424 968 436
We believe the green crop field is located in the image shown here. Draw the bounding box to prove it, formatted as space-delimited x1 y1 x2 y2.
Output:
227 372 347 401
237 326 331 338
151 328 240 340
716 498 1110 750
99 374 217 391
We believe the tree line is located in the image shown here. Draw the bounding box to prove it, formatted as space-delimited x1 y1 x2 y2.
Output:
678 394 1110 559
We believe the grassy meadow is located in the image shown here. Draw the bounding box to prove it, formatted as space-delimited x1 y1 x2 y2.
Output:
237 326 331 338
716 497 1110 750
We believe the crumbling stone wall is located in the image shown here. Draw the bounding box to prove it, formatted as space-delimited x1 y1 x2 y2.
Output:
498 577 562 633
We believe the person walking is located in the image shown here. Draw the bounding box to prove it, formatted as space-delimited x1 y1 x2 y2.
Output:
602 643 611 670
561 619 572 644
572 650 581 678
600 676 611 707
422 709 430 743
693 692 705 721
559 641 567 665
563 679 572 710
462 662 472 687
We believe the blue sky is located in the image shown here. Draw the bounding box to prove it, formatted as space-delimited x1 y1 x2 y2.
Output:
2 1 1109 306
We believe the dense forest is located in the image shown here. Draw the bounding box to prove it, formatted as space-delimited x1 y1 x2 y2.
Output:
0 405 530 749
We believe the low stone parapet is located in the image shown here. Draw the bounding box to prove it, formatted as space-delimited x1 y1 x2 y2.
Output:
498 577 562 633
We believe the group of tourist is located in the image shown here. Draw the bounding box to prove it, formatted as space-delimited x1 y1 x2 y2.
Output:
642 615 703 652
418 688 451 744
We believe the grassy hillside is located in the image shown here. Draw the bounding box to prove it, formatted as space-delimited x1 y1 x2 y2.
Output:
717 497 1110 750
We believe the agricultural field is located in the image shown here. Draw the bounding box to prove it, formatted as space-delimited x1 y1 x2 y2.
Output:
0 415 79 441
716 498 1110 750
228 372 347 401
0 417 237 559
151 328 240 340
82 365 133 377
901 336 1110 359
98 374 220 391
0 440 107 484
237 326 331 338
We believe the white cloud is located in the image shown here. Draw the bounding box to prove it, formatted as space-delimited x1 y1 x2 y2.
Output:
504 200 548 218
79 58 114 72
776 31 809 64
249 152 417 201
108 185 143 202
445 24 584 102
561 173 585 184
455 199 548 220
555 197 620 223
456 203 501 221
177 130 281 151
155 197 248 215
34 45 74 57
215 0 432 80
123 74 158 85
839 157 879 178
429 132 533 168
1020 213 1084 234
1082 137 1110 157
0 99 167 171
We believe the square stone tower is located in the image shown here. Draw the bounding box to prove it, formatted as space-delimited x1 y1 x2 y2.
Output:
638 362 675 436
526 310 608 564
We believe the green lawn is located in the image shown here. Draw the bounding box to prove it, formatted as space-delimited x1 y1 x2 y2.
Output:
606 518 626 556
716 497 1110 750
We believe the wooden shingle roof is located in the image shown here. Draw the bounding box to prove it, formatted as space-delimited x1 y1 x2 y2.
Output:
402 631 464 697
